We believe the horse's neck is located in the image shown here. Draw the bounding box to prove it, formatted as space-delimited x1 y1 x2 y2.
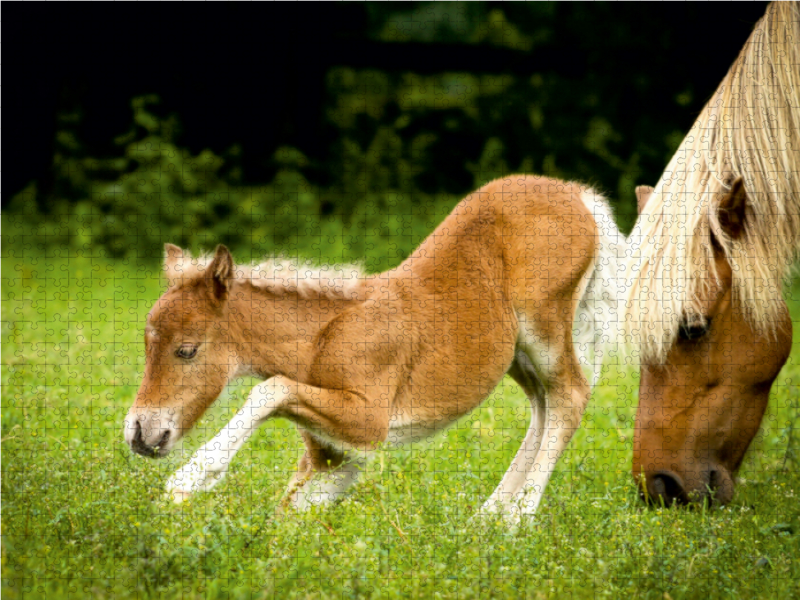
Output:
228 283 361 381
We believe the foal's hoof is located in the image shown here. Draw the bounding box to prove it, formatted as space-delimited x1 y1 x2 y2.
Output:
471 501 531 528
165 459 228 504
473 511 524 529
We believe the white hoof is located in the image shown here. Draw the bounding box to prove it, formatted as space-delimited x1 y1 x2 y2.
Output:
474 497 537 528
165 454 229 503
168 489 193 504
287 463 363 511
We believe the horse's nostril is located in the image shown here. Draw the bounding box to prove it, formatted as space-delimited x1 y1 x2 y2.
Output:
708 470 719 487
648 472 687 507
706 468 734 505
133 420 143 443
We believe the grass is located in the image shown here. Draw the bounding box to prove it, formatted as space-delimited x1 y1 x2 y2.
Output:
2 249 799 599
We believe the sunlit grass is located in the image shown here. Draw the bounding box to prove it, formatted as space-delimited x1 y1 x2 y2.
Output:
2 252 799 599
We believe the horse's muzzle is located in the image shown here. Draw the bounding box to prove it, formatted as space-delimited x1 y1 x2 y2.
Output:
642 470 689 506
639 466 734 507
124 411 178 458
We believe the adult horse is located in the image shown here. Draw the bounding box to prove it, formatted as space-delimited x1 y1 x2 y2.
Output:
124 175 621 520
627 1 799 506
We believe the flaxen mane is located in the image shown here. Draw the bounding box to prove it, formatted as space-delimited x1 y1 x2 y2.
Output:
164 247 366 301
625 1 800 362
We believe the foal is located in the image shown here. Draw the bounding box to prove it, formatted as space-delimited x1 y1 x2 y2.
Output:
124 175 620 519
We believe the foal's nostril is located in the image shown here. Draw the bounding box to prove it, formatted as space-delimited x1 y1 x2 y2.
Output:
130 420 153 456
128 419 171 457
647 472 688 507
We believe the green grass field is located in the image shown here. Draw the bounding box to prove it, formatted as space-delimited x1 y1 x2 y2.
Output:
3 250 799 599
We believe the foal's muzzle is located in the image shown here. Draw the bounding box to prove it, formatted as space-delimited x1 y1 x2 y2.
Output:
124 411 178 458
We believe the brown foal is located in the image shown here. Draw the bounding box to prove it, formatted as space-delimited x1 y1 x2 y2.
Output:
124 175 620 520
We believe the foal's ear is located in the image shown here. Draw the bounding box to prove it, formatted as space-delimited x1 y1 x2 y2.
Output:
165 243 183 264
164 244 188 288
635 186 654 214
206 244 234 303
717 177 747 240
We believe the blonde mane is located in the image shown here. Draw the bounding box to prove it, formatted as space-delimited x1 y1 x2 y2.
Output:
165 249 366 301
625 1 800 362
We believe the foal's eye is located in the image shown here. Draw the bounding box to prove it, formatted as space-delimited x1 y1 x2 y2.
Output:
678 318 712 342
175 344 198 359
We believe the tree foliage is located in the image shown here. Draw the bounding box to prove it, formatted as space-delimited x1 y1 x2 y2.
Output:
7 3 766 264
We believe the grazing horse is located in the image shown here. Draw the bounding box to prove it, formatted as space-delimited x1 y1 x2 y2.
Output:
124 175 621 520
627 1 799 506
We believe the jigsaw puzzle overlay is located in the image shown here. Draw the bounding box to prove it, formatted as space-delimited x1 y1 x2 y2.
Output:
3 3 800 599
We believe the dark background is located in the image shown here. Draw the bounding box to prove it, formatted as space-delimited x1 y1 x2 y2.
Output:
4 2 770 264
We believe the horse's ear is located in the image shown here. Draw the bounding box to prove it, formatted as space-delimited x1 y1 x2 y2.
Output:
636 186 654 214
718 177 747 239
164 244 188 288
206 244 234 303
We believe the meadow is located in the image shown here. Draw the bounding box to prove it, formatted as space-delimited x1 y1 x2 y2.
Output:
2 247 799 599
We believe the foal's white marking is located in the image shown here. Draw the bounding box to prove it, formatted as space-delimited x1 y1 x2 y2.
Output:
167 378 287 502
289 458 365 511
168 377 366 509
480 386 546 516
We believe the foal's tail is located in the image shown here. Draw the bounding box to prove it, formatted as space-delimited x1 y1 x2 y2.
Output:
574 188 622 387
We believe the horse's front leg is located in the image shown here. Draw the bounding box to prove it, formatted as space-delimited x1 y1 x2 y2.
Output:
166 377 287 503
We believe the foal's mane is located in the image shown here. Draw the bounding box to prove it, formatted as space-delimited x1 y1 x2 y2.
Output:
625 1 800 362
165 251 367 301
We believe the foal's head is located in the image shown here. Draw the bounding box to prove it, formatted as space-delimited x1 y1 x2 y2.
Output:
124 244 239 457
631 180 792 506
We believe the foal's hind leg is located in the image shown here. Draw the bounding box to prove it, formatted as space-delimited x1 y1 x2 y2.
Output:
480 351 547 514
512 352 590 517
479 301 592 523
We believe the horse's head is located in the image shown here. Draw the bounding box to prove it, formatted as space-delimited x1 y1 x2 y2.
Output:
632 179 792 506
124 244 239 457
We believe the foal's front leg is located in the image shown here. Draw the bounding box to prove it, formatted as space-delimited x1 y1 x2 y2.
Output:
168 375 386 508
283 430 366 511
166 378 286 502
270 380 387 511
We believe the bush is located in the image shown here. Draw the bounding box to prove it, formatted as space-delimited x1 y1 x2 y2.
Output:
5 97 458 270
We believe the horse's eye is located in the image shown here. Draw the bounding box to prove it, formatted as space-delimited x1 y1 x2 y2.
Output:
678 318 712 342
175 344 198 359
